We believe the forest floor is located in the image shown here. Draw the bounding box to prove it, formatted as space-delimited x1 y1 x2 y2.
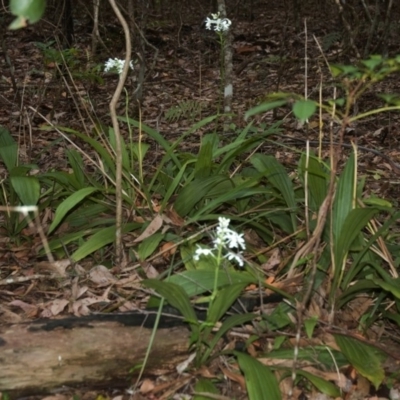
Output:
1 1 400 399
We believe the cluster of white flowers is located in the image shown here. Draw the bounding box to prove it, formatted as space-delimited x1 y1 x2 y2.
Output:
194 217 245 267
104 58 134 75
205 12 232 32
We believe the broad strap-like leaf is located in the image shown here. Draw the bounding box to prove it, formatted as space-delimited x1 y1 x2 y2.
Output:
333 207 379 275
236 352 282 400
245 100 287 120
294 370 340 398
251 154 297 232
48 187 99 234
166 269 257 297
0 126 18 171
334 334 386 389
70 222 138 262
194 134 218 179
143 279 199 328
206 282 248 324
299 153 328 211
201 313 256 364
10 175 40 206
333 151 356 241
174 175 233 217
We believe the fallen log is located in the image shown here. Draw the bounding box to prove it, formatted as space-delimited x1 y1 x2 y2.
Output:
0 312 190 395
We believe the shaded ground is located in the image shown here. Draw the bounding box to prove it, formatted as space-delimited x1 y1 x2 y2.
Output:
1 0 400 399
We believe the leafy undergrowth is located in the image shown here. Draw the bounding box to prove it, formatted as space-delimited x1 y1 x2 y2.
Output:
2 3 400 400
1 55 400 400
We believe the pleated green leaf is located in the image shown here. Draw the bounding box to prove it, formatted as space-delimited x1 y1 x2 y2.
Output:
0 126 18 171
206 283 247 324
48 187 98 234
236 352 281 400
174 175 233 217
333 152 356 241
334 207 379 273
334 334 386 389
295 370 340 398
138 233 165 261
245 100 287 120
166 270 257 297
70 222 137 262
10 176 40 205
143 279 198 327
194 378 219 400
251 154 297 232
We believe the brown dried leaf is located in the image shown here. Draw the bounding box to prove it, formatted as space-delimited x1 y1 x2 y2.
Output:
35 260 71 277
133 214 163 243
261 248 281 271
89 265 116 287
139 378 155 394
50 299 69 316
163 207 185 227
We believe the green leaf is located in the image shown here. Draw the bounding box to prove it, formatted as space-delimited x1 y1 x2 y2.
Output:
0 126 18 171
251 154 297 232
58 127 116 175
236 352 281 400
334 208 379 274
174 175 233 217
71 222 138 262
299 154 328 210
334 334 386 389
167 270 257 297
66 149 85 188
293 99 317 122
48 187 98 234
108 127 130 171
143 279 199 328
372 278 400 299
138 233 165 261
194 134 217 179
295 370 341 398
207 283 247 324
304 316 318 339
201 313 256 364
10 176 40 205
9 0 46 27
245 100 287 120
333 152 356 241
194 378 219 400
